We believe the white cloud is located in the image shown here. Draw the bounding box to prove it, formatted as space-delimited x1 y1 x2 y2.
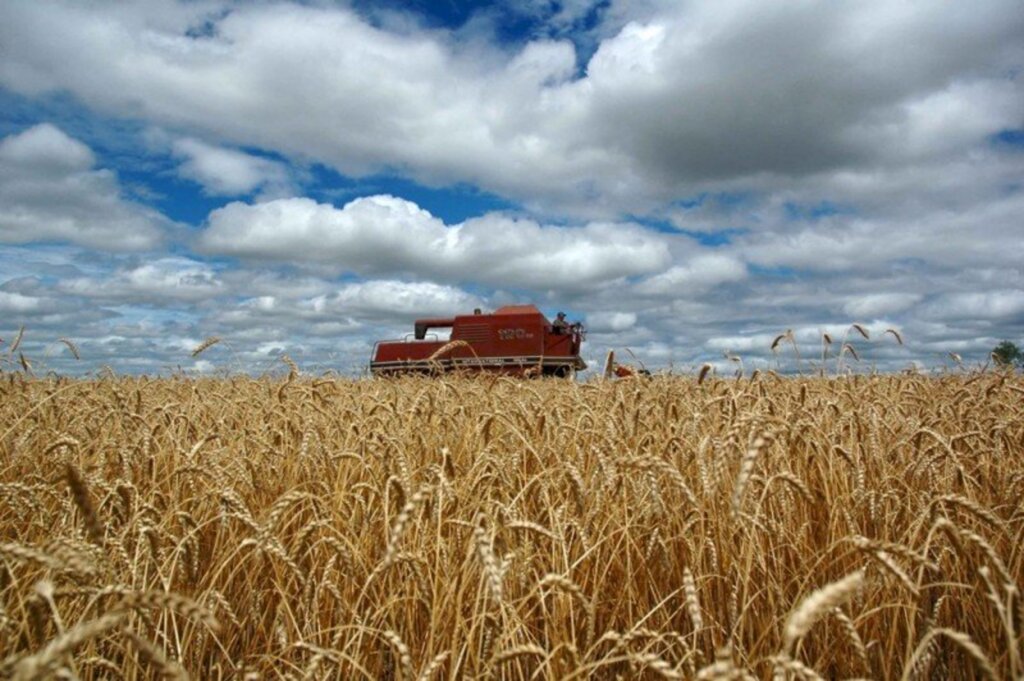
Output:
1 2 1022 374
198 195 671 289
191 359 215 374
0 291 42 313
218 271 334 300
0 124 168 250
314 280 483 319
738 190 1024 273
172 138 293 197
635 254 746 295
202 278 483 346
1 1 1019 215
878 80 1023 161
843 293 921 318
924 290 1024 320
58 257 223 303
230 280 480 320
0 122 94 170
586 311 637 332
3 237 1017 375
705 333 776 354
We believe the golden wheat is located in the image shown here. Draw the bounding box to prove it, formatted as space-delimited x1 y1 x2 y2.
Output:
0 372 1021 679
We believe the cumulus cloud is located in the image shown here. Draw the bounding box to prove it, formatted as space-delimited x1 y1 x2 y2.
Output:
586 311 637 332
1 1 1019 214
0 291 42 313
1 1 1022 374
0 124 168 250
315 280 483 319
923 290 1024 321
198 195 671 289
57 257 224 303
199 280 486 361
705 333 778 354
172 138 293 197
635 254 746 295
190 359 215 374
843 293 921 318
0 121 94 169
226 280 481 323
1 236 1014 375
735 189 1024 273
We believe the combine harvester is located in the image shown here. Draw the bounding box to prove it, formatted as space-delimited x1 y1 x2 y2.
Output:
370 304 586 377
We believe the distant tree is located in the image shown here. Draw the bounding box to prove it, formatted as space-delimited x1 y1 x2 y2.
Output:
991 340 1023 369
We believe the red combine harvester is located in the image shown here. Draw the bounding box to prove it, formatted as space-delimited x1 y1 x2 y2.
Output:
370 304 586 377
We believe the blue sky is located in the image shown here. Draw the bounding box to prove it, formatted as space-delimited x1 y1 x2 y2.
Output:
1 0 1022 376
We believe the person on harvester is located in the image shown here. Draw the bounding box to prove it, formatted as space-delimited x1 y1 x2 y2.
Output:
552 312 570 333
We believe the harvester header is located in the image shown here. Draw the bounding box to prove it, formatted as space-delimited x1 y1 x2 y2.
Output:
370 304 586 376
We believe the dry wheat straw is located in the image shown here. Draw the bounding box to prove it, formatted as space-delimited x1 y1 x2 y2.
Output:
64 464 104 546
783 571 864 654
491 644 547 666
732 434 772 518
903 628 997 681
850 323 870 340
382 629 414 680
427 340 470 361
683 567 703 632
57 338 80 360
1 369 1021 679
10 325 25 354
190 337 221 357
13 611 126 680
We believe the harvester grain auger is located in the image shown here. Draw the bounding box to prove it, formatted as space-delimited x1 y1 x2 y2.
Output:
602 349 651 379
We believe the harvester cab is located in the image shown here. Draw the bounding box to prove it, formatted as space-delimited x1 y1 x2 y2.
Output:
370 305 586 377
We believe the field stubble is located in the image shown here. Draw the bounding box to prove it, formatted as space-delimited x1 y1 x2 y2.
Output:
0 371 1022 679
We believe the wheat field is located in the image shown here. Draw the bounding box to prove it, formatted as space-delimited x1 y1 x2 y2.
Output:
1 371 1022 679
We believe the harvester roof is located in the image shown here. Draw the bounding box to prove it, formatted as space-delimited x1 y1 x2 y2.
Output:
490 304 545 317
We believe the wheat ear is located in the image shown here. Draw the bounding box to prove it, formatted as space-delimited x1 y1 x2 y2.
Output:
783 570 864 654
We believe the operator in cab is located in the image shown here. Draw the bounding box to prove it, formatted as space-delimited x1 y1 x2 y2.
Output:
552 311 570 333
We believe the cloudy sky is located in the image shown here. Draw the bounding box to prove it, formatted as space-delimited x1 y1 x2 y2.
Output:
1 0 1022 376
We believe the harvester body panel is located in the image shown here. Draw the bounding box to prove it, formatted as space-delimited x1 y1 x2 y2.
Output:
370 304 586 376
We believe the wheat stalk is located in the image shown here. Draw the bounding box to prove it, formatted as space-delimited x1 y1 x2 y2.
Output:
190 337 221 357
783 570 864 654
57 338 80 360
427 340 470 361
